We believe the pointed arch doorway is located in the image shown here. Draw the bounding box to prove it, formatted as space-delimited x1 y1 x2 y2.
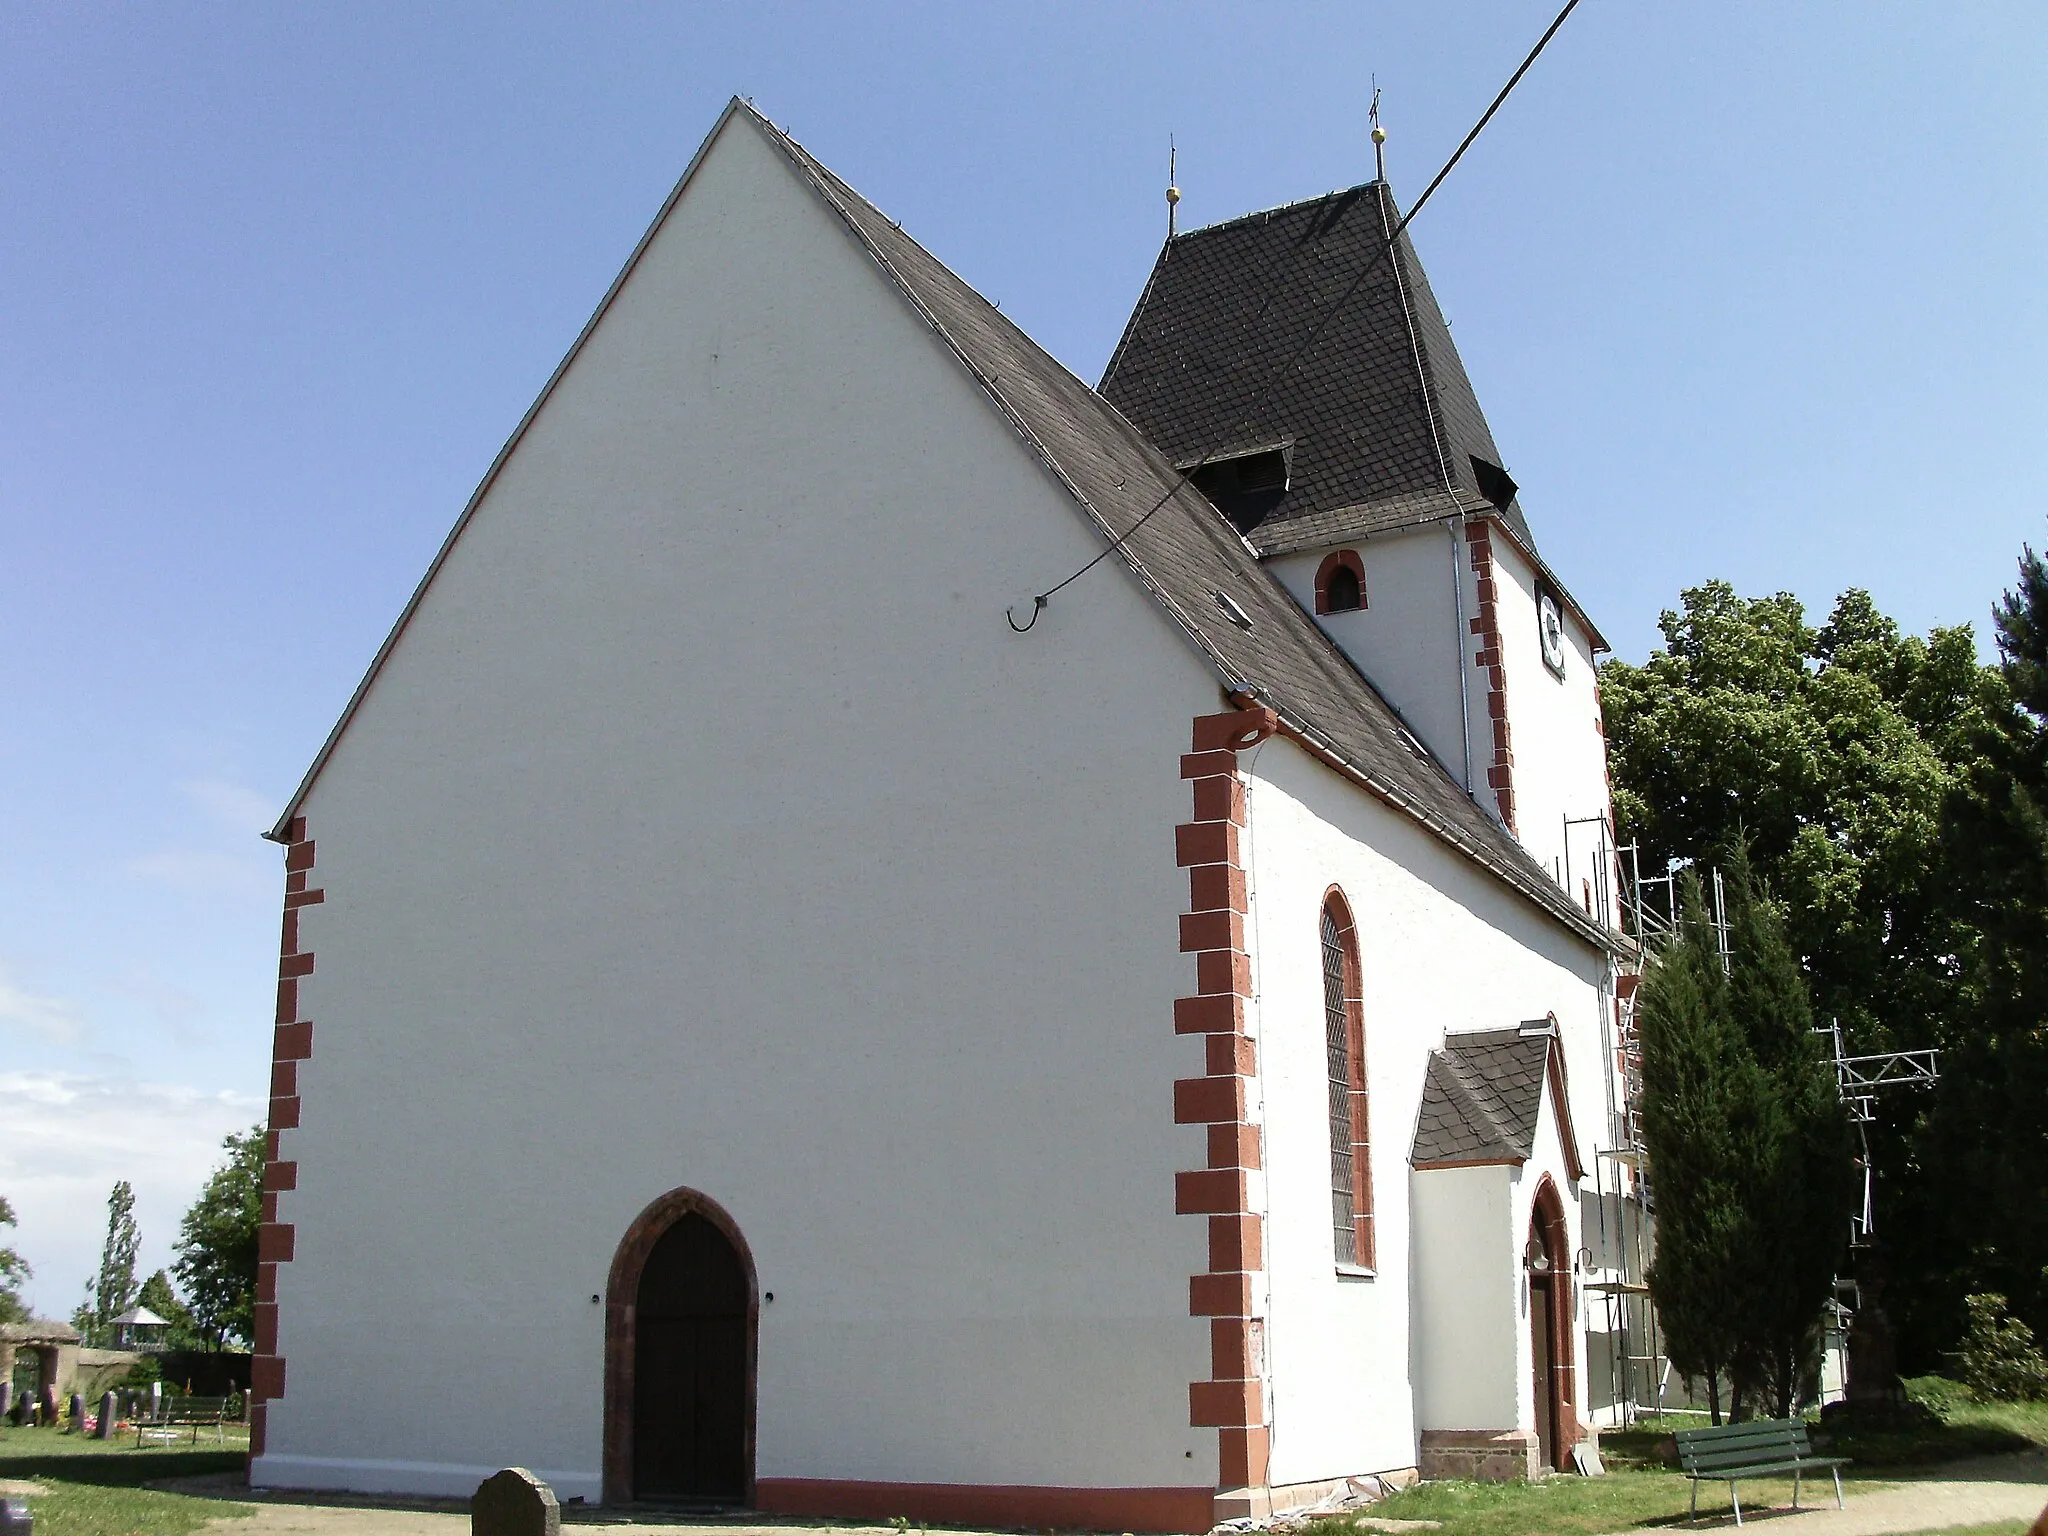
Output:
604 1189 757 1505
1525 1180 1575 1472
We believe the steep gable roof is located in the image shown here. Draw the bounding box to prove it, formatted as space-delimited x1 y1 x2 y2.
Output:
1099 182 1533 552
268 101 1616 956
747 110 1612 953
1410 1023 1585 1179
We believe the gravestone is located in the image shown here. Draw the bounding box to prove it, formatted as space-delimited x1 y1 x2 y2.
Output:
97 1391 117 1439
4 1389 22 1426
67 1394 84 1432
0 1381 11 1420
471 1469 559 1536
38 1386 57 1426
0 1496 30 1535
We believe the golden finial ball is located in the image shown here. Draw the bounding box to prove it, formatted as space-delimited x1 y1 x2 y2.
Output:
1371 125 1387 145
1166 184 1181 205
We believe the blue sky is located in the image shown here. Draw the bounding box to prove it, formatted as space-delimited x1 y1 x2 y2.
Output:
3 2 2043 1312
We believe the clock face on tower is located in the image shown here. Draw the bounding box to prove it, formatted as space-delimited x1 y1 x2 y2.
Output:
1538 589 1567 678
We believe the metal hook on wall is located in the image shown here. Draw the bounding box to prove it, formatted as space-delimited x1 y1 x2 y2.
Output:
1006 595 1047 633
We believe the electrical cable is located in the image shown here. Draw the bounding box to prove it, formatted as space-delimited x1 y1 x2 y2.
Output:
1009 0 1586 632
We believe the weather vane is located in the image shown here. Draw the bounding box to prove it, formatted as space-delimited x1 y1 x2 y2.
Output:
1370 81 1387 182
1166 135 1180 239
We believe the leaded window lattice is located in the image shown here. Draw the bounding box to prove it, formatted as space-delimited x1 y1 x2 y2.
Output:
1322 904 1357 1263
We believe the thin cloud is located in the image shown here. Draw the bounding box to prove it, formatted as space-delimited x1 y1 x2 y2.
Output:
0 1072 262 1321
181 778 278 836
122 778 281 895
124 848 271 895
0 969 86 1043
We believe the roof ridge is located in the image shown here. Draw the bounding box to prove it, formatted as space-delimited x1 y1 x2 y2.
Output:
717 108 1620 957
1169 179 1389 241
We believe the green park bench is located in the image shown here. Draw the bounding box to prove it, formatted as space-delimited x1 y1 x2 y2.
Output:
133 1395 230 1447
1674 1418 1850 1525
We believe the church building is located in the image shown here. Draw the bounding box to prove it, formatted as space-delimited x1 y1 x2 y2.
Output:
249 99 1636 1531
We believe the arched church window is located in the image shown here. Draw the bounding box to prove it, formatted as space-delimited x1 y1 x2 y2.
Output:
1321 893 1375 1267
1315 550 1366 615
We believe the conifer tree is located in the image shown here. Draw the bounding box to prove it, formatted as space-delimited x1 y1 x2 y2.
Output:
1721 846 1854 1417
1639 874 1759 1423
80 1181 140 1344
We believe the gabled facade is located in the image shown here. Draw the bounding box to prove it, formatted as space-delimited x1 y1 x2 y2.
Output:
249 101 1635 1531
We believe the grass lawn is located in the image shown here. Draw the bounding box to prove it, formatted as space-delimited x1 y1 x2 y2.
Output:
0 1422 253 1536
1310 1379 2048 1536
1310 1467 1870 1536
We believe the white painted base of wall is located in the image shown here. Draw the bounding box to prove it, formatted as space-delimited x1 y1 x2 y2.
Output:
249 1454 602 1505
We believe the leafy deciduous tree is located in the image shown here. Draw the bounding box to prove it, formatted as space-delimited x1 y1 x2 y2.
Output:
136 1267 200 1350
1923 546 2048 1352
1603 581 2000 1367
173 1126 264 1350
0 1195 30 1325
1601 582 1993 1063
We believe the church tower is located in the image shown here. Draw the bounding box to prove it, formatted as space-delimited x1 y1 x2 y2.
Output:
1101 177 1613 907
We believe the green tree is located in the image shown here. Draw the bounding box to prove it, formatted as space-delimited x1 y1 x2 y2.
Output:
1639 855 1854 1420
173 1126 264 1350
136 1268 200 1350
1638 874 1759 1423
1925 545 2048 1350
1720 846 1855 1417
0 1195 30 1325
1603 582 2001 1366
1601 583 1994 1061
76 1181 141 1344
1957 1292 2048 1401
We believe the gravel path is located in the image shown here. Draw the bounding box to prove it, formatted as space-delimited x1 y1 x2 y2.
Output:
1600 1450 2048 1536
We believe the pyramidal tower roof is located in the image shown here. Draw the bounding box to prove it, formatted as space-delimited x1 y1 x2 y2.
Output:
1100 180 1535 557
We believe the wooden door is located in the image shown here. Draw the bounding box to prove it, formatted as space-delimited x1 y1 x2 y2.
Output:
633 1213 749 1500
1530 1274 1558 1470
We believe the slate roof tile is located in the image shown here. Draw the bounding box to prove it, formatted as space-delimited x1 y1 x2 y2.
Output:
1099 184 1534 549
1410 1026 1584 1175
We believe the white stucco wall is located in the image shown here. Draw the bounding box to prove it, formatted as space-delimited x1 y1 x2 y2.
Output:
1239 736 1608 1484
1266 529 1469 792
1410 1070 1592 1441
1478 535 1612 907
1410 1165 1517 1430
1265 524 1616 928
256 111 1225 1501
